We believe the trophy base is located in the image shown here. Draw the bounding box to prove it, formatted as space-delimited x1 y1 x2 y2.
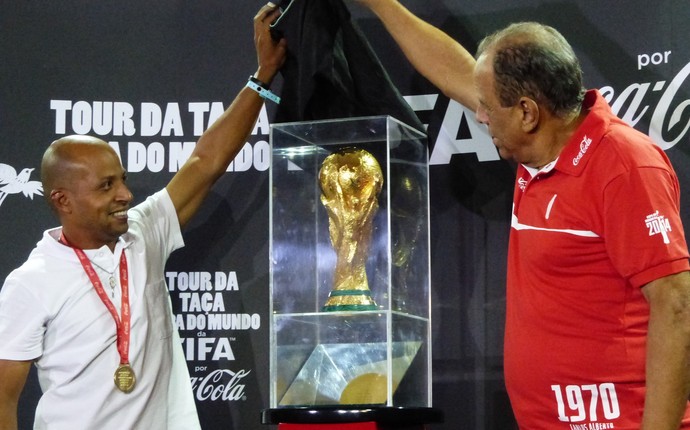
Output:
322 304 378 312
323 289 377 312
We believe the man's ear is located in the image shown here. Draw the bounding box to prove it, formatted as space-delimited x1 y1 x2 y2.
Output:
50 190 71 214
519 97 539 133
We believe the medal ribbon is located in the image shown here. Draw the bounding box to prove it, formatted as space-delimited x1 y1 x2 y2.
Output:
60 234 131 366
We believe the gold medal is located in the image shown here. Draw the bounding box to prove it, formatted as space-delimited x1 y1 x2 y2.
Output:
114 363 136 393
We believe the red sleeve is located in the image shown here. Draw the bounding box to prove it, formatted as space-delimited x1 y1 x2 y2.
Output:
603 165 690 288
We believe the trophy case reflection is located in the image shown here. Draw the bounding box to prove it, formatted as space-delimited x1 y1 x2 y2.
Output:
268 116 432 410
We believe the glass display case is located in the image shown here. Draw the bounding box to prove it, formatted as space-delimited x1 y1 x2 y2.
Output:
269 116 431 409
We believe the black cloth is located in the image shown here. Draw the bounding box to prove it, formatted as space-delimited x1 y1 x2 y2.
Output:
270 0 425 132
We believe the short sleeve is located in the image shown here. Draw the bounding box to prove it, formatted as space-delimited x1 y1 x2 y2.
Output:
603 165 690 287
126 189 185 261
0 276 46 360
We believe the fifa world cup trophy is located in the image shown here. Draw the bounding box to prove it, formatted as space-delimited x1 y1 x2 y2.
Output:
319 148 383 311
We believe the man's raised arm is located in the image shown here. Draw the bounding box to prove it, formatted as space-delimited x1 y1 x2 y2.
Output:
167 3 287 228
356 0 478 110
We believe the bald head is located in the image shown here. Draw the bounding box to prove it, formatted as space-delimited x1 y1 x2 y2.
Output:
476 22 585 117
41 135 120 208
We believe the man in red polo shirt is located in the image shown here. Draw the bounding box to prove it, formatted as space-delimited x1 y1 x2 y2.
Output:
356 1 690 429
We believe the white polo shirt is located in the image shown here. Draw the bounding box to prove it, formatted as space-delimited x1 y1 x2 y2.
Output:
0 189 201 430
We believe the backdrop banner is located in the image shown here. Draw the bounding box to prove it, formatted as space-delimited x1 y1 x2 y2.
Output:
1 1 688 429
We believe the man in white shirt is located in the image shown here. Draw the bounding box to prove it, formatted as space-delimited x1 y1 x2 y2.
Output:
0 3 286 429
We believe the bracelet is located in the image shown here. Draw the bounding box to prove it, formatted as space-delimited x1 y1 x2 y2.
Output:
246 76 281 104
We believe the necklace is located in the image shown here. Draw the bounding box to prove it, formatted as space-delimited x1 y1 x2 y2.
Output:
86 257 120 299
56 233 120 299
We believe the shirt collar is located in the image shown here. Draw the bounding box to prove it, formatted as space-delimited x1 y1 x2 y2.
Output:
550 89 612 176
48 227 133 252
523 158 559 178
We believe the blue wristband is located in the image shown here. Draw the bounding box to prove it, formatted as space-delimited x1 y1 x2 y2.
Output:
246 76 281 104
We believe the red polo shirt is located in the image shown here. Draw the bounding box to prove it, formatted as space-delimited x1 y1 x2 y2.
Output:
504 90 690 429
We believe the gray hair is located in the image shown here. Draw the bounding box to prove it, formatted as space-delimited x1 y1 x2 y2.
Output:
477 22 586 117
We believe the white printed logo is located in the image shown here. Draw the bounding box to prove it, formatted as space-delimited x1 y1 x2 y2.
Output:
551 383 620 425
646 210 672 244
572 135 593 166
518 177 528 192
190 368 250 402
0 163 43 207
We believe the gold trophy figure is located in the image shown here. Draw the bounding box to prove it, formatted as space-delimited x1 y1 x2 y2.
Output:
319 148 383 311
